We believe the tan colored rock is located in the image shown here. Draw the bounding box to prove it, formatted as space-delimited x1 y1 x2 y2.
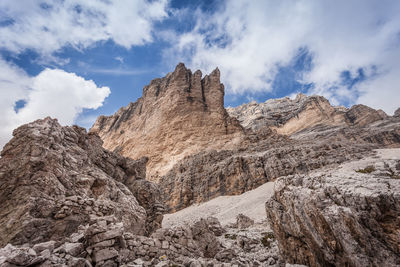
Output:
344 104 387 126
227 93 392 136
227 94 346 133
91 63 244 181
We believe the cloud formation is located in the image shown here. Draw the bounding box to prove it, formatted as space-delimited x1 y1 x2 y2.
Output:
0 58 110 149
0 0 169 149
0 0 168 55
168 0 400 114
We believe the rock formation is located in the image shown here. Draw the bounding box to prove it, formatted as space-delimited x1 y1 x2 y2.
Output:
0 117 163 247
2 64 399 266
394 107 400 117
266 150 400 266
160 134 373 211
90 65 400 213
227 94 392 135
159 93 399 211
227 94 346 133
0 210 281 266
91 63 243 181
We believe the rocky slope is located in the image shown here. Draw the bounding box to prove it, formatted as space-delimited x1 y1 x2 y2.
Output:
160 133 374 212
91 63 243 181
0 117 164 247
0 117 284 266
266 148 400 267
90 66 400 213
160 98 400 211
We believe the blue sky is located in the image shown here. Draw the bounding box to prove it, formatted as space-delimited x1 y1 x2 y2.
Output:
1 0 400 148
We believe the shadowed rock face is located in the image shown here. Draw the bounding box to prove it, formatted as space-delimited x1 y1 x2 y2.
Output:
160 130 375 212
0 117 163 247
265 151 400 267
91 63 243 181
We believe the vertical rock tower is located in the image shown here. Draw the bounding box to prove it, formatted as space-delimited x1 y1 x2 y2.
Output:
91 63 243 181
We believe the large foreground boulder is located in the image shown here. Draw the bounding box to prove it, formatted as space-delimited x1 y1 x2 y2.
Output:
266 150 400 267
0 117 162 247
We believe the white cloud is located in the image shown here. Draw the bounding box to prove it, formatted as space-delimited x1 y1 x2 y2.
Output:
115 56 124 64
0 58 110 149
168 0 400 114
0 0 168 55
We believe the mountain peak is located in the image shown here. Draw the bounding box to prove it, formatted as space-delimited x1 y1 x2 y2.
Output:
91 64 243 180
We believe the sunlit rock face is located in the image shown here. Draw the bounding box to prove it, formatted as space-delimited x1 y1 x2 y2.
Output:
91 63 244 181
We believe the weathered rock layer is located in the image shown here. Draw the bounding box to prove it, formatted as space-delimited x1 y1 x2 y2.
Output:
227 93 390 135
160 132 373 212
266 149 400 267
91 63 243 181
0 117 163 247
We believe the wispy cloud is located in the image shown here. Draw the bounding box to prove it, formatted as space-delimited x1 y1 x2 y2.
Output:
114 56 124 64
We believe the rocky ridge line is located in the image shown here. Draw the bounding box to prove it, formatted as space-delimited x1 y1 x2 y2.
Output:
226 93 389 135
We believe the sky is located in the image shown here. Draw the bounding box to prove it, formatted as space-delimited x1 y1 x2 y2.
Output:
1 0 400 149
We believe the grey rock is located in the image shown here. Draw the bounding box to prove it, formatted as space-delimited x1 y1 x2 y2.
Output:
0 117 164 247
205 217 225 236
32 240 56 253
93 247 118 262
266 157 400 266
236 214 254 229
64 242 84 257
394 107 400 117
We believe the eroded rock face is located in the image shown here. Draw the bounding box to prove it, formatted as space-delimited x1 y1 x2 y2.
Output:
227 94 347 133
0 117 162 247
394 108 400 117
265 151 400 267
160 132 373 212
227 94 391 136
91 63 243 181
344 104 388 126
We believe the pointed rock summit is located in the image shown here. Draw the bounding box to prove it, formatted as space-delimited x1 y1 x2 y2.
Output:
91 63 243 180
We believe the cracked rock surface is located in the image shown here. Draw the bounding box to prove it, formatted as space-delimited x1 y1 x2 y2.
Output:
266 149 400 267
0 117 163 247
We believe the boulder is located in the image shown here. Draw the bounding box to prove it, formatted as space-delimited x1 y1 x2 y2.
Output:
236 214 254 229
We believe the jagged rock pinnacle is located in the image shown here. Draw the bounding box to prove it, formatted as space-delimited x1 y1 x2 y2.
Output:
91 63 243 181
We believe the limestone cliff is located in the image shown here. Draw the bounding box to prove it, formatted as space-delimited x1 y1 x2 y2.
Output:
161 94 400 212
91 63 243 181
